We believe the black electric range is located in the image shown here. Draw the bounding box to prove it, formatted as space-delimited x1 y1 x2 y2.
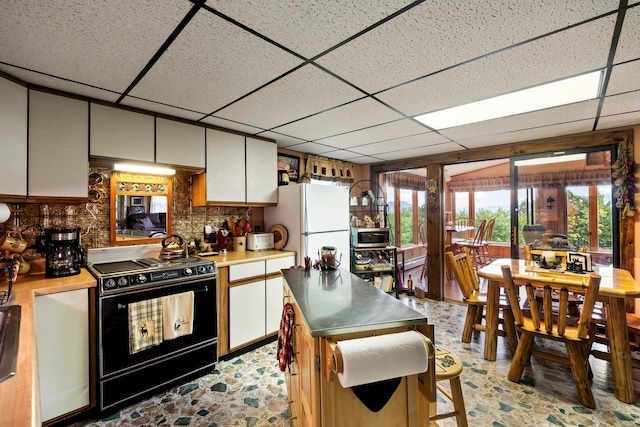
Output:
87 256 216 295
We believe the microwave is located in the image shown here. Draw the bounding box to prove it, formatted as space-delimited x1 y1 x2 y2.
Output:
350 228 391 248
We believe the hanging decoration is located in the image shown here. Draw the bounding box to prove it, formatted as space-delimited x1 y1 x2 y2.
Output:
304 154 355 183
426 179 439 213
611 135 636 217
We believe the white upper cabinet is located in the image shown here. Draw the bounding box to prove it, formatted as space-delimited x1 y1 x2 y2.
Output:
29 90 88 198
155 118 205 168
246 137 277 204
200 128 246 204
90 103 154 162
0 77 27 196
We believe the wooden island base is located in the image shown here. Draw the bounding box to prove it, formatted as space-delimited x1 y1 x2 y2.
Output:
281 268 435 427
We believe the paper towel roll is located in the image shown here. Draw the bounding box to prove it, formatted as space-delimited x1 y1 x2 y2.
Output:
0 203 10 223
336 330 429 388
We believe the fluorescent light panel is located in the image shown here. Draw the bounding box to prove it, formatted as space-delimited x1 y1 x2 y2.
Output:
114 163 176 176
415 71 602 130
514 153 586 167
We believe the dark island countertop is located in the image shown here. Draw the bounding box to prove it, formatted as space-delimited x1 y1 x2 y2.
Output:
282 268 427 337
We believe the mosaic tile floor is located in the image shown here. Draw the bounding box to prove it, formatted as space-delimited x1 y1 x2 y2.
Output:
74 297 640 427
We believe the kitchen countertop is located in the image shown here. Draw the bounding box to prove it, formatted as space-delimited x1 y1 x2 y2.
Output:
201 249 296 267
0 269 97 427
282 268 427 337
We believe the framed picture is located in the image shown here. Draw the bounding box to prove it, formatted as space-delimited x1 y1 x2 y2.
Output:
278 153 300 183
131 196 144 206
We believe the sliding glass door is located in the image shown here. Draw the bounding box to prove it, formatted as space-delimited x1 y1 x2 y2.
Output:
510 146 618 267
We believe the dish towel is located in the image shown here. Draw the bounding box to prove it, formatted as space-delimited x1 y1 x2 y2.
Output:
161 291 195 340
277 303 295 372
128 297 163 354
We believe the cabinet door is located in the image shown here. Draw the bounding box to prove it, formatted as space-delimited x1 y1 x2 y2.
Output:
229 280 266 349
90 103 154 161
155 118 205 168
246 137 277 204
265 276 284 335
0 77 27 196
205 129 245 203
29 91 88 198
35 289 90 423
266 255 296 274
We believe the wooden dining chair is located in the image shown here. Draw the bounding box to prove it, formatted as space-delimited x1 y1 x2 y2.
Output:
459 219 487 269
445 248 517 353
418 220 428 281
590 306 640 368
480 218 495 265
500 265 601 409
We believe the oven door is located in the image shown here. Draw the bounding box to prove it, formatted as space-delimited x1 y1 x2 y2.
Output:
98 276 217 377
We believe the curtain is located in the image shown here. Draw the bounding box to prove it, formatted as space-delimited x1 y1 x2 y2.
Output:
305 154 354 183
447 168 611 192
381 172 427 191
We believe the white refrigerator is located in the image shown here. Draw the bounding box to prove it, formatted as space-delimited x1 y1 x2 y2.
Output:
264 183 350 268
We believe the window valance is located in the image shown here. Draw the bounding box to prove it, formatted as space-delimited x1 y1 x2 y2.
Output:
447 168 612 192
304 155 354 182
381 172 427 191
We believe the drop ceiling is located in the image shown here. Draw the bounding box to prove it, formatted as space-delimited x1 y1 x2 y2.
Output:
1 0 639 165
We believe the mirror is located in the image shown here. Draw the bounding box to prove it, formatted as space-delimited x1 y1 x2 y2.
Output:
110 176 172 246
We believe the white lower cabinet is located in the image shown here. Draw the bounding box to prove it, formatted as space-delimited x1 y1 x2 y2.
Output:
227 255 294 351
35 289 90 423
229 280 266 349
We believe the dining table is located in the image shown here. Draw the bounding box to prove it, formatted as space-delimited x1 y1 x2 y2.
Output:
477 258 640 404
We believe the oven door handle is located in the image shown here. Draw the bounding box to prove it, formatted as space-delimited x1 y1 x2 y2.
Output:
116 286 210 309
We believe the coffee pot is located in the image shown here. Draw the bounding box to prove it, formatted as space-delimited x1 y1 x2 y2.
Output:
45 228 85 278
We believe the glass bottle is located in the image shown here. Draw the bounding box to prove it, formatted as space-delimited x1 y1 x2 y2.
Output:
407 274 413 296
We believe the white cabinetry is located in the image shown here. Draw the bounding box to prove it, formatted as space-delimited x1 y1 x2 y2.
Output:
29 90 88 198
155 117 205 168
0 76 27 196
193 129 277 206
35 289 90 423
90 103 154 161
246 136 277 204
226 255 295 351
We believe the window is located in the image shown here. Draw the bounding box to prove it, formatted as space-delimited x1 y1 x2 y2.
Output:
383 172 427 247
474 190 510 243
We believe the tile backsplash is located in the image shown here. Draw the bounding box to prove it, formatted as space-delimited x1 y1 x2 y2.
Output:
0 167 255 256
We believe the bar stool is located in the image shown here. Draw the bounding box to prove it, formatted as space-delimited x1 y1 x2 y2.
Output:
420 340 468 427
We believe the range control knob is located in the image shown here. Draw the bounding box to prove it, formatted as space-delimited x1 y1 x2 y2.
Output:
136 274 148 284
104 279 116 289
117 277 129 287
183 267 193 276
197 266 207 274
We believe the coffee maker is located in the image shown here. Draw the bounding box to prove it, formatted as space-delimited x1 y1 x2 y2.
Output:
45 227 85 278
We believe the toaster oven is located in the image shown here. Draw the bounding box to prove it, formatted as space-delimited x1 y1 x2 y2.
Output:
350 228 391 248
247 232 275 251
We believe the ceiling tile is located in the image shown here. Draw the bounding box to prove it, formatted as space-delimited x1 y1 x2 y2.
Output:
286 142 340 155
199 116 266 135
317 0 619 93
206 0 417 58
0 65 121 102
440 100 599 141
458 119 595 149
606 61 640 95
215 65 364 129
0 0 193 93
614 6 640 63
597 111 640 130
122 96 206 122
349 132 448 156
129 9 304 114
256 131 308 148
377 16 615 117
373 142 463 161
273 98 404 141
600 91 640 116
317 119 429 149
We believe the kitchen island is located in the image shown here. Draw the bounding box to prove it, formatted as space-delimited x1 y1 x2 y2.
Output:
281 268 432 427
